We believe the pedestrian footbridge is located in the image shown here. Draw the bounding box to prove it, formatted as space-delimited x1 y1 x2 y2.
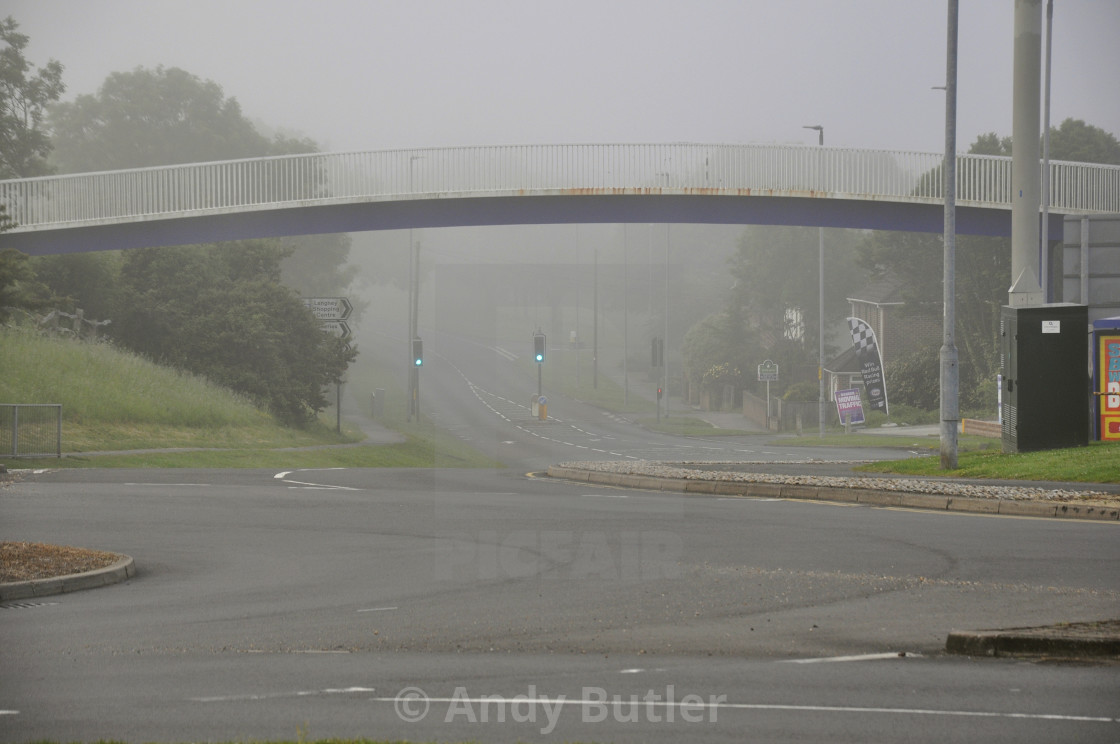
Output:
1 143 1117 255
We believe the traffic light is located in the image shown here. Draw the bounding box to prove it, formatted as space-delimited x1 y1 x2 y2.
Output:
657 386 663 400
412 337 423 367
533 333 546 363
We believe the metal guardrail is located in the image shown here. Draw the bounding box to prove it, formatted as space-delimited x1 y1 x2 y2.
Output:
0 404 62 458
0 144 1117 232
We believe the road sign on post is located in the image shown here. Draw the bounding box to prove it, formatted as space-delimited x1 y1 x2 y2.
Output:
301 297 353 322
758 360 779 422
321 320 351 338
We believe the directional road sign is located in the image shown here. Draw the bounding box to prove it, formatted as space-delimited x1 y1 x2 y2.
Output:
302 297 353 322
321 320 351 338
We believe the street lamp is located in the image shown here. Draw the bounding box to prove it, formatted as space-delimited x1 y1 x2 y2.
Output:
803 124 825 437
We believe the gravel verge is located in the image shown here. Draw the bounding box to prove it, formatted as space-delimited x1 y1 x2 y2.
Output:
553 460 1120 506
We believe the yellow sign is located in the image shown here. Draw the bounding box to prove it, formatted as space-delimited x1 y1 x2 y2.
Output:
1100 334 1120 441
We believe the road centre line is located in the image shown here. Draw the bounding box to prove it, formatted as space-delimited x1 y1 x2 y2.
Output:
193 687 375 703
123 483 211 487
363 695 1119 724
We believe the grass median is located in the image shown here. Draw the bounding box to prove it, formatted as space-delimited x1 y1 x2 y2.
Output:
856 440 1120 483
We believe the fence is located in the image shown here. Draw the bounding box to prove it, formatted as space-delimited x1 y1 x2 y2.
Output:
1 404 62 458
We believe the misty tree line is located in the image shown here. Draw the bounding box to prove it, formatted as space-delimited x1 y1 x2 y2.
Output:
684 120 1120 416
0 17 355 425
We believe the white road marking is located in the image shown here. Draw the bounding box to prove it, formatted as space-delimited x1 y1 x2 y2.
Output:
364 695 1119 724
0 710 18 715
582 493 629 499
781 652 918 664
124 483 211 487
193 686 375 703
357 607 399 613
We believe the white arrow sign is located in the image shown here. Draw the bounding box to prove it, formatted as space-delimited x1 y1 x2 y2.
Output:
302 297 353 321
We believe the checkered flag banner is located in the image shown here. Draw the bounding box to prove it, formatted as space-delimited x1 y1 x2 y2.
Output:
847 317 889 415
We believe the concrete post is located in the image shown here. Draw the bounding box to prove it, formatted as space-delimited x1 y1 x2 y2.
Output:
1009 0 1045 307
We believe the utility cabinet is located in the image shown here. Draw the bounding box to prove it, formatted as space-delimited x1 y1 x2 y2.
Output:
1000 304 1089 453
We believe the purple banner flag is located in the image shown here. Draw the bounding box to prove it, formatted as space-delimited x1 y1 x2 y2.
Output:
846 317 889 415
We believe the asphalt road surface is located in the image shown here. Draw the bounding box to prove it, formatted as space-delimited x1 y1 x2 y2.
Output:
3 465 1118 743
2 333 1118 742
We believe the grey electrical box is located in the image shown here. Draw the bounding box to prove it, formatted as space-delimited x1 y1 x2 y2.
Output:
1000 303 1089 453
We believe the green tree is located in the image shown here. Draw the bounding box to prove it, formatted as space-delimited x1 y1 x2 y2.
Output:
112 242 355 424
0 15 64 179
1047 118 1120 165
726 225 864 379
856 120 1120 411
41 66 358 422
0 247 51 322
47 65 356 303
49 66 270 171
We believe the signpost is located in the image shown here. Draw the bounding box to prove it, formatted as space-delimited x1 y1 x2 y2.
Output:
303 297 354 432
758 360 779 423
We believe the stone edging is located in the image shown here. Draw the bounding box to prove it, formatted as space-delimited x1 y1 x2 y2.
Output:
0 554 136 602
545 467 1120 522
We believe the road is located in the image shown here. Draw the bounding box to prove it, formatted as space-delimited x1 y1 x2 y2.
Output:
2 333 1119 742
409 329 905 470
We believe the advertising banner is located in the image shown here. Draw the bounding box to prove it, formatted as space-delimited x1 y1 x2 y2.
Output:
834 388 865 425
846 317 889 415
1099 334 1120 441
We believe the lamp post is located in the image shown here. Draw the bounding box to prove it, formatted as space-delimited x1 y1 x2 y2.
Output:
940 0 960 469
407 154 423 422
803 124 825 437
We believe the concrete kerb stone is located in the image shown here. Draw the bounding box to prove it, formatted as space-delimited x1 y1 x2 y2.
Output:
545 467 1119 521
1055 503 1120 521
946 626 1120 659
0 554 135 602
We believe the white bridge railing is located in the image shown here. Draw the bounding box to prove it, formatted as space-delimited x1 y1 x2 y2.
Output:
1 143 1118 231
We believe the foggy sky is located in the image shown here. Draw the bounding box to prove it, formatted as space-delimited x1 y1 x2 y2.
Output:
7 1 1119 156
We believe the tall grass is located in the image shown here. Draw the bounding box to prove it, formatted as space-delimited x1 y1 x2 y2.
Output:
1 327 269 427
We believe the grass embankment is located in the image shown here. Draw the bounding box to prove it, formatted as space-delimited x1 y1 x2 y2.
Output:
1 328 497 468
